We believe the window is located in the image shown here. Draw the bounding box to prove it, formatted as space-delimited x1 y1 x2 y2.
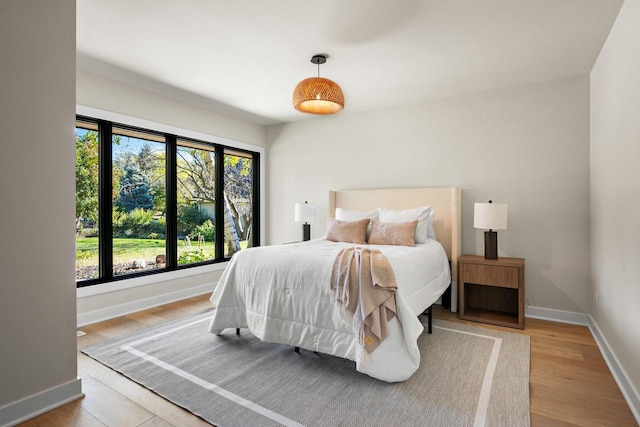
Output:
112 127 167 276
75 117 260 286
75 120 100 281
176 139 217 265
223 149 254 257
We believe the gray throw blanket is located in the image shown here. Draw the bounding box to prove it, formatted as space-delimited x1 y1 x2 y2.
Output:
330 247 398 360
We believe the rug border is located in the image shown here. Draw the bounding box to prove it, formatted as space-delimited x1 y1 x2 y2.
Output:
81 313 530 427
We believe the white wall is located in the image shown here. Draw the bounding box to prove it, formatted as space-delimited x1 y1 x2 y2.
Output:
0 0 81 423
590 0 640 406
75 71 266 324
267 76 590 313
77 70 266 147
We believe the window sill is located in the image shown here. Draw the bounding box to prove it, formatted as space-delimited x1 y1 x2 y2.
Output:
76 261 228 298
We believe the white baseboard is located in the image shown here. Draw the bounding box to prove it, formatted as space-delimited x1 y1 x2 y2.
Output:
0 378 83 427
77 282 216 327
525 305 640 424
525 305 591 325
588 316 640 424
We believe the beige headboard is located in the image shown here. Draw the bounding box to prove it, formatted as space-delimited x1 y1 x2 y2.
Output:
328 187 462 311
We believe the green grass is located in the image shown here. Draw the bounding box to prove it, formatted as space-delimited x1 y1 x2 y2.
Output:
76 237 246 267
77 237 172 266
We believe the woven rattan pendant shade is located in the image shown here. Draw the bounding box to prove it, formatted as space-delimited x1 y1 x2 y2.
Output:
292 55 344 115
293 77 344 114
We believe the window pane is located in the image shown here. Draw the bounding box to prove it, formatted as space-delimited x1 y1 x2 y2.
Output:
112 129 166 276
76 122 99 281
224 150 253 258
176 141 216 265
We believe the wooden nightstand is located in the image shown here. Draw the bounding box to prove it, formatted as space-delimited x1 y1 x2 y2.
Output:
458 255 525 329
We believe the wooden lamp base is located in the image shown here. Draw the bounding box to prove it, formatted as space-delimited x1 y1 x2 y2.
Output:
484 230 498 259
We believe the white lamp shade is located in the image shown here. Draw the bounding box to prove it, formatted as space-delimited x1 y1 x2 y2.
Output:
474 203 508 230
295 202 317 223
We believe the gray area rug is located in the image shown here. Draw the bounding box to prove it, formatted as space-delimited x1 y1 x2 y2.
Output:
82 310 530 427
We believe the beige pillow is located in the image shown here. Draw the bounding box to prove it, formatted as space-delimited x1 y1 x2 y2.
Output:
326 218 370 244
368 220 418 247
335 207 377 240
377 206 432 243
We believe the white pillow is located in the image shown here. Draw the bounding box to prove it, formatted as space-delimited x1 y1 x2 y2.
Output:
377 206 432 244
335 208 378 222
427 210 437 241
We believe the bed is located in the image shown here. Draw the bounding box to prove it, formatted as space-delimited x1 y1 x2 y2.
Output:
208 187 462 382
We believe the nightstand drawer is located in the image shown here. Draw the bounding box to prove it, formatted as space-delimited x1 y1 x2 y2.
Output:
462 264 519 289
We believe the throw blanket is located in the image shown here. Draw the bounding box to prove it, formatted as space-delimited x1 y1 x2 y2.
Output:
331 247 398 360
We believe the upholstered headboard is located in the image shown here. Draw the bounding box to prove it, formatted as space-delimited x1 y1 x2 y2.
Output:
328 187 462 311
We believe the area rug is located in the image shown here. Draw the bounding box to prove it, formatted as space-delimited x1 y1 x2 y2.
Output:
82 310 530 427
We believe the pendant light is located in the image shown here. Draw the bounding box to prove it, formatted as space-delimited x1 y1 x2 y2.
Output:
292 54 344 115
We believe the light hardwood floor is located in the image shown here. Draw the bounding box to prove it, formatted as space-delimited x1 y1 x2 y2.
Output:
20 295 638 427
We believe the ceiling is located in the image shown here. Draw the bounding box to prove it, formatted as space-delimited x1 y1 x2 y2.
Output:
77 0 623 125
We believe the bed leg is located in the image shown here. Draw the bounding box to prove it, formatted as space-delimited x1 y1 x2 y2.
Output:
428 306 433 334
295 347 300 353
236 328 240 336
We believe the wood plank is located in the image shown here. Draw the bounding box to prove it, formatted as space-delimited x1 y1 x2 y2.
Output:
78 353 117 379
531 382 637 426
138 416 177 427
18 400 106 427
93 369 213 427
77 373 154 427
125 311 169 327
530 412 582 427
531 369 625 401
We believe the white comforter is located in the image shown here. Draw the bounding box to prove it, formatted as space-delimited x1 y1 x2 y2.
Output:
208 239 450 382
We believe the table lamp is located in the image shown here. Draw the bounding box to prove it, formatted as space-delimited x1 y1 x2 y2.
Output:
474 200 508 260
294 201 317 241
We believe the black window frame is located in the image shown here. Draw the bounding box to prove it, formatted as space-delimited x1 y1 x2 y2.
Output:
75 115 260 288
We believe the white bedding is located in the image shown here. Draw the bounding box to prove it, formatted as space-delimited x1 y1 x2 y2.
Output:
208 238 451 382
